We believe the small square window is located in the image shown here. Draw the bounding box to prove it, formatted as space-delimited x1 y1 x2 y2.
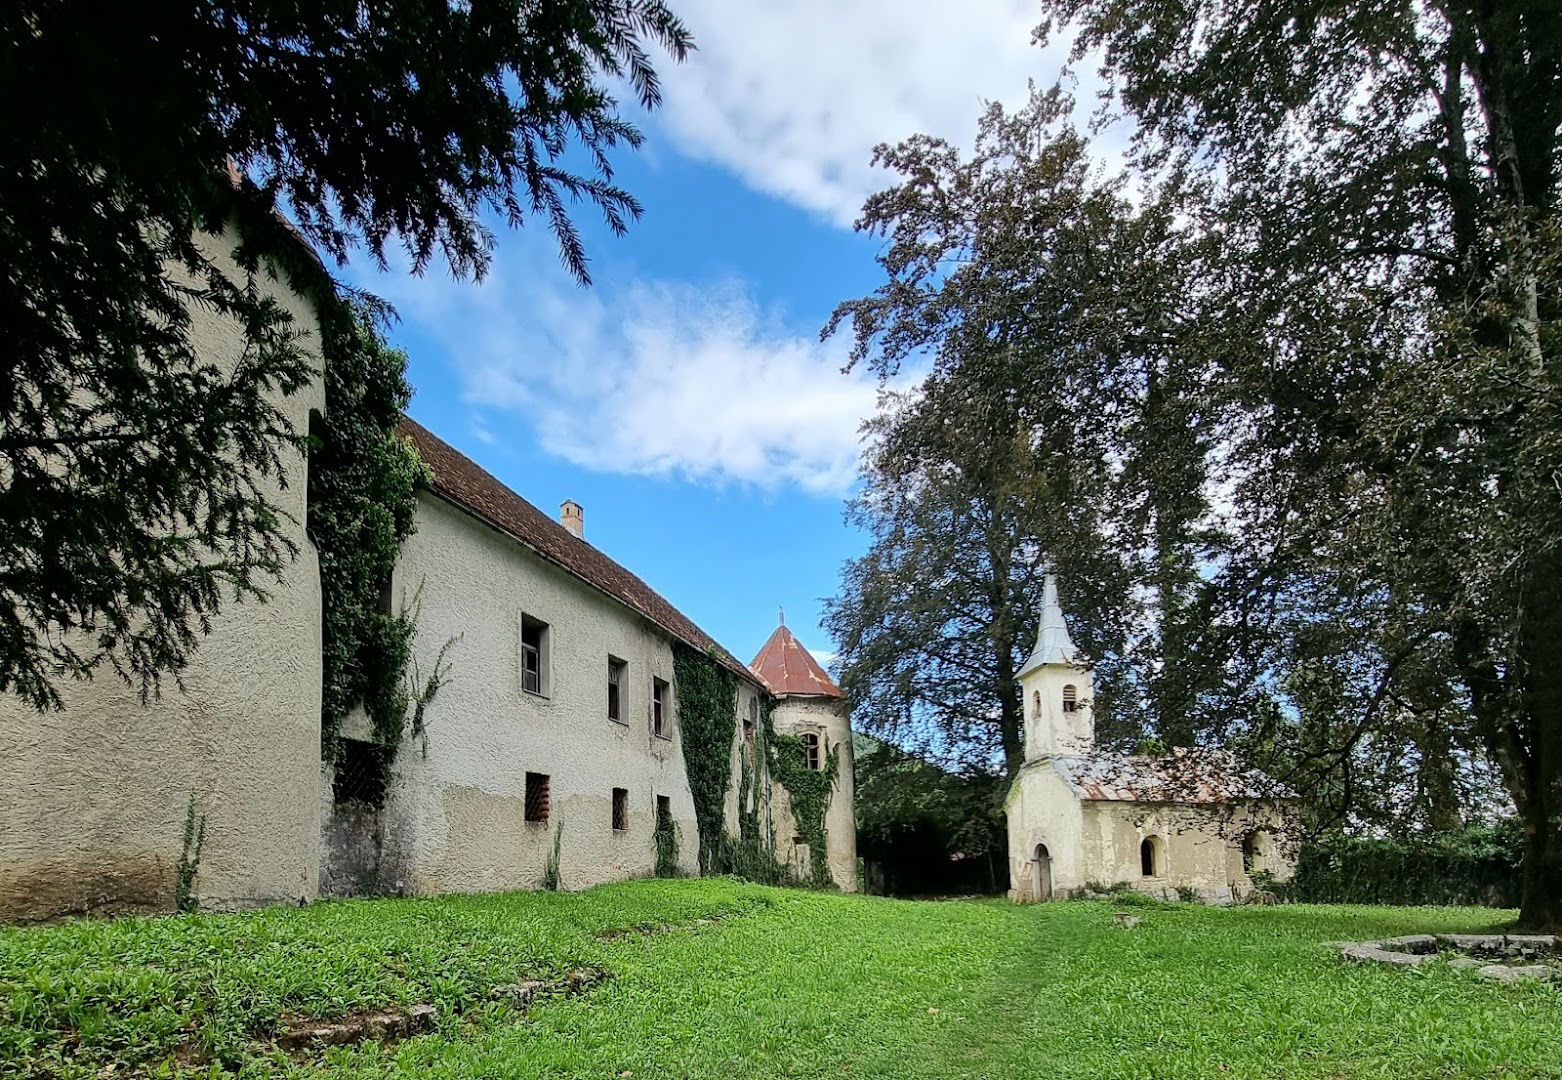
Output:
333 739 388 808
525 771 550 823
652 677 670 737
801 731 822 771
612 787 629 831
608 657 627 723
521 615 550 697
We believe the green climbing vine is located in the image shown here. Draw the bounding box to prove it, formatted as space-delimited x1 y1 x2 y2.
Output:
768 726 841 889
670 641 738 873
306 301 431 768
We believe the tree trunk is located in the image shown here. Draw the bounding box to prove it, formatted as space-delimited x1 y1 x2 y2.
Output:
1517 554 1562 929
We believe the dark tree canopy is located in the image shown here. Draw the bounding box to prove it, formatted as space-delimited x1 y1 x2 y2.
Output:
1 1 688 710
1035 0 1562 925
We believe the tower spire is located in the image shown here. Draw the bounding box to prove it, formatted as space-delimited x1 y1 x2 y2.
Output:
1017 571 1084 678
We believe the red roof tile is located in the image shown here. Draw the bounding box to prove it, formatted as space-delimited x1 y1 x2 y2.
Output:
749 624 843 698
399 418 759 688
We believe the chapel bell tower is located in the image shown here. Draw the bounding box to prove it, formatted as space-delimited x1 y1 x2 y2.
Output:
1018 573 1094 758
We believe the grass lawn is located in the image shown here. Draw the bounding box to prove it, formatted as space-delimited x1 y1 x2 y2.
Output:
3 879 1558 1079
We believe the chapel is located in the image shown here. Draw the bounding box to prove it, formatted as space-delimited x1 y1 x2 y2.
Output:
1004 576 1297 903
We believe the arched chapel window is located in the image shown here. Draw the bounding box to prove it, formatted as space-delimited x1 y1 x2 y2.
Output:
1242 831 1265 875
1032 690 1041 718
1062 684 1078 713
1141 836 1162 878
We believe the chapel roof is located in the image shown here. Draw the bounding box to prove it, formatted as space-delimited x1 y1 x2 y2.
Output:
749 622 843 698
1045 747 1295 804
399 418 761 688
1017 573 1086 678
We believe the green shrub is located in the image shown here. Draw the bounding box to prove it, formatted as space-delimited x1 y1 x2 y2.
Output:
1284 820 1523 907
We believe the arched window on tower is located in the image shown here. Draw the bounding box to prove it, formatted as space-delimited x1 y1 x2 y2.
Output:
801 732 822 770
1062 684 1078 713
1032 690 1041 718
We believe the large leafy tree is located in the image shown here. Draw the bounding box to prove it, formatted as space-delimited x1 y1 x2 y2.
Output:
1041 0 1562 925
826 92 1227 774
1 1 689 710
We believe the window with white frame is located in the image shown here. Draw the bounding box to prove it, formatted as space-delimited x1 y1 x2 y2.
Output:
520 614 550 696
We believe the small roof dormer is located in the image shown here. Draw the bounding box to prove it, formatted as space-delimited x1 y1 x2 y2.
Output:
1017 573 1086 678
750 619 843 699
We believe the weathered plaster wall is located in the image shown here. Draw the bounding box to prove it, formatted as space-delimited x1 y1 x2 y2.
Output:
360 492 772 894
1005 763 1086 902
771 697 857 891
0 228 325 921
1081 800 1296 903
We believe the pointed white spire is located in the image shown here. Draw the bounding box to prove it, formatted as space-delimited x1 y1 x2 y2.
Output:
1017 572 1084 677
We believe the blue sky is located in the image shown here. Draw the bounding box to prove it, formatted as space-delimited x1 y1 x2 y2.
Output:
340 0 1075 667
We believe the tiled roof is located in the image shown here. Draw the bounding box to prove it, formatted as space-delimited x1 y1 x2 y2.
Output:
1047 747 1294 804
749 624 843 698
399 418 759 687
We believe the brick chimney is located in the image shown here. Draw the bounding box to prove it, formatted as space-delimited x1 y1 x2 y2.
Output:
560 500 584 539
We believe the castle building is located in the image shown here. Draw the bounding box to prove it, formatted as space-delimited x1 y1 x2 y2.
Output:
1005 576 1296 903
0 231 856 921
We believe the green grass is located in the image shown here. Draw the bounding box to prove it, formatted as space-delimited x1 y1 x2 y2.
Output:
2 880 1558 1078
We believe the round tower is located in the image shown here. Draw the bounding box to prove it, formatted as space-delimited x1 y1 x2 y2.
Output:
749 617 858 891
1017 573 1094 758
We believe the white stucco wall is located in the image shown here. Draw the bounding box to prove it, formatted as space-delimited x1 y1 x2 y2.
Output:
771 697 857 891
365 492 762 893
0 227 325 921
1005 762 1086 901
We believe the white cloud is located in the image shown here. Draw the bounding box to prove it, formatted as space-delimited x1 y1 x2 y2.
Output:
651 0 1082 225
382 257 909 495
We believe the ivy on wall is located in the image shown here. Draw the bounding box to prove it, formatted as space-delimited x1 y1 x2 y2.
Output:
670 641 739 873
305 303 429 765
671 641 841 889
768 727 841 889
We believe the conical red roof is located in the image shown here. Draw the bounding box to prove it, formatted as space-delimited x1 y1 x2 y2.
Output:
750 623 843 698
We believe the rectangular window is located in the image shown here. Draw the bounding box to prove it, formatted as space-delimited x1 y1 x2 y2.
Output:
656 794 672 829
607 657 627 723
652 677 669 737
801 731 822 771
744 698 758 743
333 739 388 808
612 787 629 831
521 614 550 697
525 771 550 823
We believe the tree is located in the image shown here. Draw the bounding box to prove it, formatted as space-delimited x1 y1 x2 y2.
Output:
826 379 1131 781
826 91 1226 769
1 1 690 710
1041 0 1562 925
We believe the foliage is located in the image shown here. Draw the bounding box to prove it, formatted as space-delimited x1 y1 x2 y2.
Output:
654 816 681 879
307 308 428 761
173 792 206 915
767 728 841 889
719 700 790 885
670 642 739 874
825 91 1225 777
1284 821 1525 908
2 0 689 712
1033 0 1562 928
3 880 1555 1079
854 735 1007 895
